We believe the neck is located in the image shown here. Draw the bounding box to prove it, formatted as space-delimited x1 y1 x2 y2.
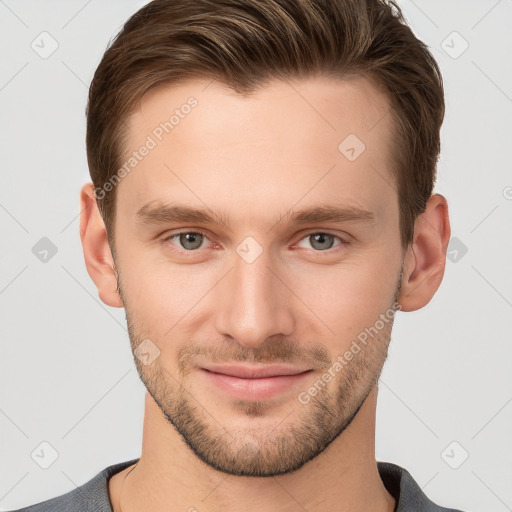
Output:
110 385 395 512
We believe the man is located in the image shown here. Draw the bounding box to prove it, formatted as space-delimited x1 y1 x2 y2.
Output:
11 0 464 510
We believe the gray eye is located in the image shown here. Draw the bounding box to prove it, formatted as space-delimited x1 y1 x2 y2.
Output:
308 233 337 251
178 232 205 250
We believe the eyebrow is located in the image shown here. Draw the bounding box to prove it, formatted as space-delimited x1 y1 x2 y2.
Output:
135 201 376 230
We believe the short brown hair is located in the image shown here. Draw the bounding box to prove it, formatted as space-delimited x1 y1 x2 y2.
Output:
86 0 444 252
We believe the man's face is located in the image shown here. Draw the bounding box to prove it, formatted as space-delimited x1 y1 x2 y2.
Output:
112 76 405 477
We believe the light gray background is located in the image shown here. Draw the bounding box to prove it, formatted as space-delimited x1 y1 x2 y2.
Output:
1 1 511 511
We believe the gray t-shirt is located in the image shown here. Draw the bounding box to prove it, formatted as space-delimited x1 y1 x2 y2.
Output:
8 459 465 511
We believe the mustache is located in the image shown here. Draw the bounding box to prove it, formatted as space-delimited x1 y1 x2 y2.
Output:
175 337 333 374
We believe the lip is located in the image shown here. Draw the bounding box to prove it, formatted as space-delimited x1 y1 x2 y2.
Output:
201 364 312 379
199 364 313 401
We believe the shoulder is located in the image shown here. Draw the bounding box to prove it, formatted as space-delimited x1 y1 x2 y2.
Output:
378 461 467 512
6 459 139 512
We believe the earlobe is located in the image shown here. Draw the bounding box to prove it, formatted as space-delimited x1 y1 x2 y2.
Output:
79 183 124 308
397 194 451 312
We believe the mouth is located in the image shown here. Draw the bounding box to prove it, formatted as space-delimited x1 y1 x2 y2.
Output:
199 364 314 401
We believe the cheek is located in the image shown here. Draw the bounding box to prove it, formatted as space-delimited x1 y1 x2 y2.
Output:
291 251 399 342
118 250 220 333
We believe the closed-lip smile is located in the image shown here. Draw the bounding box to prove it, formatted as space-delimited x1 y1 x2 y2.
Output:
201 364 313 379
198 364 314 401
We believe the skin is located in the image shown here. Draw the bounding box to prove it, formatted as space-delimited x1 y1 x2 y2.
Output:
80 75 450 512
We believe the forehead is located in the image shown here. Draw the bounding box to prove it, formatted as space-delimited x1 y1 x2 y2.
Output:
117 75 396 228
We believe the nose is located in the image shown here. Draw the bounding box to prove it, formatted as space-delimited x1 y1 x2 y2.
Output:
213 246 295 349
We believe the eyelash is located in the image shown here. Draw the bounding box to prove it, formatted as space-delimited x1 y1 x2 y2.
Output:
161 230 348 255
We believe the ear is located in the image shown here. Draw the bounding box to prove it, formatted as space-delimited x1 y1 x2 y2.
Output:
79 183 123 308
397 193 451 312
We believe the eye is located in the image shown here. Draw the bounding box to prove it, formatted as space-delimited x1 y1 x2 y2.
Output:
296 232 347 252
161 230 348 254
163 230 211 251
